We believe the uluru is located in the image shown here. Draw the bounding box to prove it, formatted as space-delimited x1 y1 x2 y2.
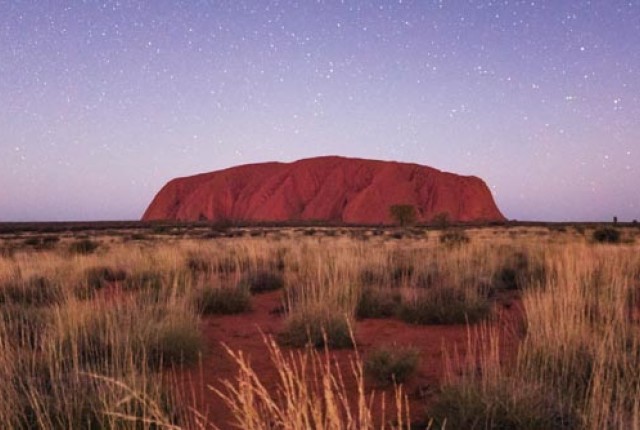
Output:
142 156 505 224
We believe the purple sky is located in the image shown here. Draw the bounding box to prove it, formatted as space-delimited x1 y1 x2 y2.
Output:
1 1 638 222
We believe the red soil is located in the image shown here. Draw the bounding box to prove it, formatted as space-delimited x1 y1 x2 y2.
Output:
142 156 505 224
172 291 523 429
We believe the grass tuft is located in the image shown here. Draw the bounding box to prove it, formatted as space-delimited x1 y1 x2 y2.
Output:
68 239 100 255
364 344 420 386
278 308 354 349
196 286 252 315
398 288 490 325
356 287 401 319
238 270 285 294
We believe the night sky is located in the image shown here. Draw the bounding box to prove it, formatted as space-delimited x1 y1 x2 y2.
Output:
1 1 638 222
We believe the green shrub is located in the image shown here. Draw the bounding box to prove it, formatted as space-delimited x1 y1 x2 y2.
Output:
238 271 285 294
592 227 620 243
146 319 203 368
364 345 420 386
398 288 490 325
278 309 354 349
356 287 401 319
196 286 252 315
389 204 417 227
430 379 576 430
68 239 99 255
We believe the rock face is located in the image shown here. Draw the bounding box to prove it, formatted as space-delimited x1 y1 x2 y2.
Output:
142 156 505 224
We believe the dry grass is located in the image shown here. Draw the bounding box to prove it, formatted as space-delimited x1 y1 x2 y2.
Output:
0 225 638 428
213 335 413 430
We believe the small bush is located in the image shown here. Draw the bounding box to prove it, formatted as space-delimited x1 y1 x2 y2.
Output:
146 319 203 368
278 309 354 349
364 345 420 386
356 287 401 319
592 227 620 243
238 271 285 294
68 239 99 255
22 237 41 246
439 230 470 246
492 252 545 292
398 288 490 325
430 380 576 430
196 286 252 315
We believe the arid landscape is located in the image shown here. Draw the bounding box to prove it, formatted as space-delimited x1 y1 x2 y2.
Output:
1 222 639 429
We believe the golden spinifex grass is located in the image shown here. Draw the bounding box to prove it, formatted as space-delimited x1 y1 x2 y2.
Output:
212 335 415 430
0 225 638 428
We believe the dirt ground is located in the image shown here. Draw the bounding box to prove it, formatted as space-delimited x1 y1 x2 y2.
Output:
172 290 523 429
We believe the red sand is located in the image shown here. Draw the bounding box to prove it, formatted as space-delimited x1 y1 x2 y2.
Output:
172 291 523 428
143 156 505 224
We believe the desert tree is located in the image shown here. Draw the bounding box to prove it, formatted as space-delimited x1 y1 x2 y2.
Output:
389 204 417 227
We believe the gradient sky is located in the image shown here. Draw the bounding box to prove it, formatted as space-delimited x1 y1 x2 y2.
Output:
1 1 638 222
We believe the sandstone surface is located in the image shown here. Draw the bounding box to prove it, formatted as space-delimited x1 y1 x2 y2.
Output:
142 156 505 224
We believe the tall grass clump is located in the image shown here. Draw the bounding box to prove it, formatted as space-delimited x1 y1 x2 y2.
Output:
430 326 576 429
195 285 252 315
214 335 413 430
364 344 420 387
69 238 100 255
398 287 491 325
0 296 198 428
592 227 621 243
279 307 355 349
238 270 285 294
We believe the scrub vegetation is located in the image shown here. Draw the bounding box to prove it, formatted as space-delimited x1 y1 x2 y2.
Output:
0 222 638 429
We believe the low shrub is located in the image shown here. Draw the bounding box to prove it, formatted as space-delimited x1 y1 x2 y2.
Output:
439 230 470 246
356 287 401 319
430 379 576 430
196 286 252 315
592 227 620 243
492 251 545 292
364 345 420 386
128 233 148 241
238 271 285 294
278 308 354 349
68 239 99 255
398 288 490 325
146 318 203 368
